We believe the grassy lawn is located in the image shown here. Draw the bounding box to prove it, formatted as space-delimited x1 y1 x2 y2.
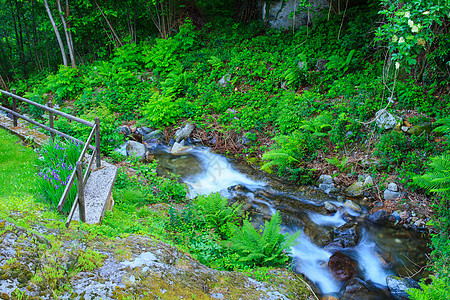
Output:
0 128 38 198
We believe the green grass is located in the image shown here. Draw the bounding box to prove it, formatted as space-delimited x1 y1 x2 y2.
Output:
0 129 39 198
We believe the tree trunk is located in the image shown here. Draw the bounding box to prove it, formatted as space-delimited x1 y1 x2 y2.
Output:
43 0 68 66
57 0 76 67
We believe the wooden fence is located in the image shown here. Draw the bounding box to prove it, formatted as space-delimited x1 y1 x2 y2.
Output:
0 89 100 226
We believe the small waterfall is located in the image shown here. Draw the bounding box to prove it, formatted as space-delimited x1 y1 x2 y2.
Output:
184 147 265 197
308 211 347 227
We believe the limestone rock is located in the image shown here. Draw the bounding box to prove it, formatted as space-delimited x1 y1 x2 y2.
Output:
218 74 231 87
171 141 192 155
386 275 421 300
318 175 334 185
333 222 361 248
344 200 361 212
384 189 403 201
118 126 131 136
324 201 337 213
345 181 364 198
174 122 195 143
363 176 374 187
375 109 401 130
387 182 398 192
126 141 146 159
143 130 163 143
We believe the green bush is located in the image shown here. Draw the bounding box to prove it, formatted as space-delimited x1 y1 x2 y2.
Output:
193 193 244 238
226 212 300 267
140 92 182 128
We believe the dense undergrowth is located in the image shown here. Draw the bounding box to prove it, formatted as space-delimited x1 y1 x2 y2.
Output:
2 3 450 297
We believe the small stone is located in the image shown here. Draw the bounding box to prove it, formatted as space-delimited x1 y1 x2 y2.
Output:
118 126 131 136
171 141 191 155
345 181 364 197
218 74 231 87
324 201 337 213
391 211 401 221
399 211 409 220
344 200 361 212
375 109 402 130
364 176 374 187
387 182 398 192
384 189 402 201
316 59 329 71
367 210 388 225
319 183 338 195
318 175 334 185
401 126 409 132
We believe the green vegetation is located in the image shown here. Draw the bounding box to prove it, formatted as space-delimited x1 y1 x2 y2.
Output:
1 0 449 297
0 130 38 198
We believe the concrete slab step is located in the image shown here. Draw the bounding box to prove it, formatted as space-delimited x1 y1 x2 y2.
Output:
72 160 117 224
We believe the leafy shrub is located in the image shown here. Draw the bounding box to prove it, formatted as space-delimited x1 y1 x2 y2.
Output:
44 66 83 102
140 92 182 128
193 193 244 238
226 212 300 267
37 138 81 212
143 37 182 76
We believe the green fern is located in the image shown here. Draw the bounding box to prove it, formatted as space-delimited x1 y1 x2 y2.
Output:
433 116 450 136
226 212 300 267
414 153 450 200
193 193 243 238
300 111 333 137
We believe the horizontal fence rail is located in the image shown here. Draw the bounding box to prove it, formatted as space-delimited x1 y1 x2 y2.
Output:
0 88 102 228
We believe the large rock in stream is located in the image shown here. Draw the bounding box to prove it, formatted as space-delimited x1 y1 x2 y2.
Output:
0 220 315 299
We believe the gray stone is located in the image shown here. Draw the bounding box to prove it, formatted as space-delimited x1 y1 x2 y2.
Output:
118 126 131 136
264 0 328 29
345 181 364 198
218 74 231 87
114 143 127 156
364 176 374 187
316 59 329 71
324 201 337 213
401 126 409 132
319 183 338 195
399 211 410 220
135 127 152 136
126 141 146 159
391 211 401 221
344 200 361 212
367 210 388 225
333 222 361 248
143 130 163 142
375 109 401 130
171 140 192 155
318 174 334 185
174 122 195 143
387 182 398 192
384 189 402 201
386 275 421 300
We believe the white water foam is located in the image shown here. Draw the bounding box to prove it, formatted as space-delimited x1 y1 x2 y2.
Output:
308 211 347 227
184 148 265 197
291 232 342 293
355 231 392 285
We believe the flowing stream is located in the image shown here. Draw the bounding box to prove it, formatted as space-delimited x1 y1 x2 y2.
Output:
152 145 429 298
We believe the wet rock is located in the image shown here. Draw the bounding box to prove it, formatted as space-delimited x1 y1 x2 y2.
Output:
344 200 361 212
386 275 421 300
324 201 337 213
345 182 364 198
126 141 146 159
333 222 361 248
391 211 401 221
341 277 390 300
143 130 163 143
366 209 388 225
114 143 127 156
328 252 358 281
375 109 401 130
135 127 152 136
209 136 217 145
174 122 195 143
319 183 339 196
118 125 131 136
384 183 403 200
171 141 192 155
316 59 329 71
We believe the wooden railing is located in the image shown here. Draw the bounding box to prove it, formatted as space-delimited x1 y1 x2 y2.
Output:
0 89 101 227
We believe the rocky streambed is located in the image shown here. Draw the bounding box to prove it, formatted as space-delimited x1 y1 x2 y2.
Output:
116 123 431 299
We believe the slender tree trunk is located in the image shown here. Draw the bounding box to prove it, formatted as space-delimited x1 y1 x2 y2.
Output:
43 0 68 66
57 0 76 67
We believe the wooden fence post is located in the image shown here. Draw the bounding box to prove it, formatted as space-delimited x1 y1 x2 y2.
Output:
76 161 86 223
47 101 55 141
95 117 101 168
11 89 17 127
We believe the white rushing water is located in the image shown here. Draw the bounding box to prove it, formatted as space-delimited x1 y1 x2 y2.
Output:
164 145 395 296
183 147 265 197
